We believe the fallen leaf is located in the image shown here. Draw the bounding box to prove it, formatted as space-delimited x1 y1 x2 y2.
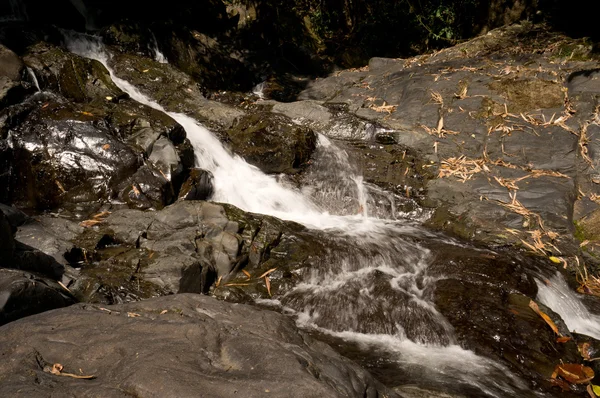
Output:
265 276 271 297
552 363 595 384
127 312 141 318
549 256 562 264
529 300 560 335
589 384 599 398
557 336 572 343
142 69 149 73
592 384 600 396
259 268 277 278
102 144 111 150
55 180 66 193
51 363 63 375
41 102 49 109
132 185 141 196
80 219 102 228
47 363 95 379
215 276 223 287
223 283 250 287
579 342 593 360
242 270 251 279
160 310 168 315
92 211 111 219
80 111 94 116
105 96 113 101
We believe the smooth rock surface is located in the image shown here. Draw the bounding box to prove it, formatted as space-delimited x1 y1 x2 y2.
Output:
0 293 396 398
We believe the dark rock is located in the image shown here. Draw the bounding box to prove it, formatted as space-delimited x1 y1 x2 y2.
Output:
23 42 124 103
0 294 395 397
116 164 173 210
107 52 245 130
0 268 75 326
4 96 140 211
178 168 214 201
226 112 317 174
0 44 29 108
430 247 583 392
0 212 15 264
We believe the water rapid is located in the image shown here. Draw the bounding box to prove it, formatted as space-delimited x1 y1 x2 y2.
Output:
64 33 552 397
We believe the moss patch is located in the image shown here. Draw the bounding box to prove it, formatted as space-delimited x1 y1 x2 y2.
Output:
488 78 563 113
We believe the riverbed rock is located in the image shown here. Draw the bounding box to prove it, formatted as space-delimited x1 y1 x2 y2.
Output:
0 268 75 326
226 111 317 174
0 293 395 397
178 168 214 201
0 44 30 108
430 245 585 395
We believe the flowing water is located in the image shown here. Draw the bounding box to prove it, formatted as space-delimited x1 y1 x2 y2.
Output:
62 33 600 397
537 273 600 340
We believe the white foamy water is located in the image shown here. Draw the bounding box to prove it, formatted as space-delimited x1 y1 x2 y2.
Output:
536 273 600 340
149 32 168 64
64 33 533 397
26 67 41 92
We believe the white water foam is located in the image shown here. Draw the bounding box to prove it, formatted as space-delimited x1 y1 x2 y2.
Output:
149 32 168 64
26 67 41 92
536 273 600 340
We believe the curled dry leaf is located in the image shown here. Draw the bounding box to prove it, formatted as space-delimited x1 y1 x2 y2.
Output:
79 219 102 228
265 276 272 297
552 363 595 384
160 310 168 315
242 270 252 279
47 363 95 379
556 336 572 343
127 312 141 318
529 300 560 336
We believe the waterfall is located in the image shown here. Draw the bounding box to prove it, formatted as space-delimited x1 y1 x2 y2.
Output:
26 67 41 92
63 32 535 397
537 273 600 340
149 32 168 64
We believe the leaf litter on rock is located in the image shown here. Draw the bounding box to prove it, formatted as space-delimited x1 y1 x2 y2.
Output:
44 363 95 379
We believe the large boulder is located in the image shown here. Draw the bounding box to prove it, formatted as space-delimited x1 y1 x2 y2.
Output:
226 111 317 174
0 44 31 109
0 293 395 397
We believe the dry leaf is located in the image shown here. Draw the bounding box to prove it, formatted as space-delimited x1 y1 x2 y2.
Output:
80 219 102 228
160 310 168 315
132 185 141 196
242 270 251 279
259 268 277 278
47 363 95 379
223 282 250 287
80 111 94 116
102 144 111 150
55 180 66 193
580 342 593 360
529 300 560 335
215 276 223 287
552 363 595 384
265 276 271 297
127 312 141 318
557 336 572 343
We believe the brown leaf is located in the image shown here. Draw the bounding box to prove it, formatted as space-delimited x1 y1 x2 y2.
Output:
215 276 223 287
580 342 593 360
79 219 102 228
242 270 251 279
102 144 111 150
51 363 63 375
160 310 168 315
529 300 560 335
223 283 250 287
265 276 271 297
259 268 277 278
55 180 66 193
553 363 595 384
92 211 111 219
557 336 573 343
127 312 141 318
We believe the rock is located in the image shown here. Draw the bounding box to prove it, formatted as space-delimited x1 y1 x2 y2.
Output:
0 212 15 264
148 136 181 180
23 42 124 103
226 111 317 174
178 169 214 201
116 165 173 210
107 53 245 131
4 96 140 211
0 44 29 108
0 294 395 397
0 268 75 326
430 246 583 392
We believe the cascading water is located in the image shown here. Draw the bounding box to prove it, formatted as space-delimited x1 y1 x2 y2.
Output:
537 273 600 340
64 32 539 397
149 32 168 64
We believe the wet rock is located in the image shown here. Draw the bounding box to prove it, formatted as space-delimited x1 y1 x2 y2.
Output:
23 42 124 103
4 96 140 211
0 294 395 397
148 136 181 180
0 268 75 326
116 165 173 210
0 44 30 108
226 111 317 174
0 212 15 264
107 53 245 131
430 246 583 393
178 169 214 201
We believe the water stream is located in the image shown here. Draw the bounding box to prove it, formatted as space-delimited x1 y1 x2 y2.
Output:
62 33 600 397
